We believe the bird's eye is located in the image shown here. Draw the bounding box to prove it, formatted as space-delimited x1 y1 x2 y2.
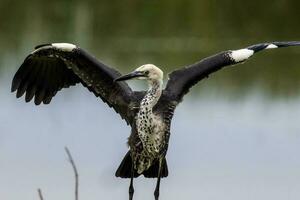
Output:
144 71 149 75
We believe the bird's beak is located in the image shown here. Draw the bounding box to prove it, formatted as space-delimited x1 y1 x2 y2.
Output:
114 71 145 82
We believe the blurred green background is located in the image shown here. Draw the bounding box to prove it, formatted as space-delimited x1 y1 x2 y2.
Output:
1 0 300 97
2 1 300 200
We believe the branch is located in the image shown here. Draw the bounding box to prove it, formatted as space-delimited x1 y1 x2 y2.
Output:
65 147 79 200
37 188 44 200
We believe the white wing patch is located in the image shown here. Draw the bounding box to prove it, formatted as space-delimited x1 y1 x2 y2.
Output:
266 44 278 49
52 43 76 52
230 48 254 62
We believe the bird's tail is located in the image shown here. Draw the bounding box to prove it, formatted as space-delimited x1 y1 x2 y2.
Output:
115 151 139 178
115 151 169 178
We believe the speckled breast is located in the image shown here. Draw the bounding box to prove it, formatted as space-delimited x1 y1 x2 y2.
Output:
130 112 166 174
136 112 166 154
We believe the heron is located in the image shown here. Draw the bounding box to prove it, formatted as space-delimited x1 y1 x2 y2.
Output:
11 41 300 200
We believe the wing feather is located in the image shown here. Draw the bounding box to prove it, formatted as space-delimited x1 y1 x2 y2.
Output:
165 41 300 102
12 43 134 124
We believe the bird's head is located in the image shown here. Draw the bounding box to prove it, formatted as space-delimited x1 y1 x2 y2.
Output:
114 64 163 83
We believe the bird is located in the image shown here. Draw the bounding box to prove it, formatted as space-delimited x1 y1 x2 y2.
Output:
11 41 300 200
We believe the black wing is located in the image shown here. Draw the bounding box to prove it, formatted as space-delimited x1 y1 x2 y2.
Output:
164 41 300 103
12 43 134 124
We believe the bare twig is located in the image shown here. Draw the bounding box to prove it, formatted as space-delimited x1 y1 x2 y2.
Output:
65 146 79 200
37 188 44 200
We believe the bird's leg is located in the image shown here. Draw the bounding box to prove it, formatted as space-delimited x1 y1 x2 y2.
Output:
129 162 135 200
154 158 163 200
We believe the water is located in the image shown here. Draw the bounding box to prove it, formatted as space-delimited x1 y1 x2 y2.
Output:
2 72 300 200
1 1 300 199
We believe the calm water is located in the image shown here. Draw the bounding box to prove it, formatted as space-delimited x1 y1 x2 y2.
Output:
1 1 300 200
2 67 300 200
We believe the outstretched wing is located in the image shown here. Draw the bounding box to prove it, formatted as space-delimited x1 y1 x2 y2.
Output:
12 43 134 124
164 41 300 102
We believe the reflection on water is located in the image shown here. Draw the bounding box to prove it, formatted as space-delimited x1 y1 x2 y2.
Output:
1 0 300 199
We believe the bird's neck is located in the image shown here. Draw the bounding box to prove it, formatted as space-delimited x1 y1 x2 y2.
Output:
139 79 163 113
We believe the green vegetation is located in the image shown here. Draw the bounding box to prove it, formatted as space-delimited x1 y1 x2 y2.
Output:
1 0 300 97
